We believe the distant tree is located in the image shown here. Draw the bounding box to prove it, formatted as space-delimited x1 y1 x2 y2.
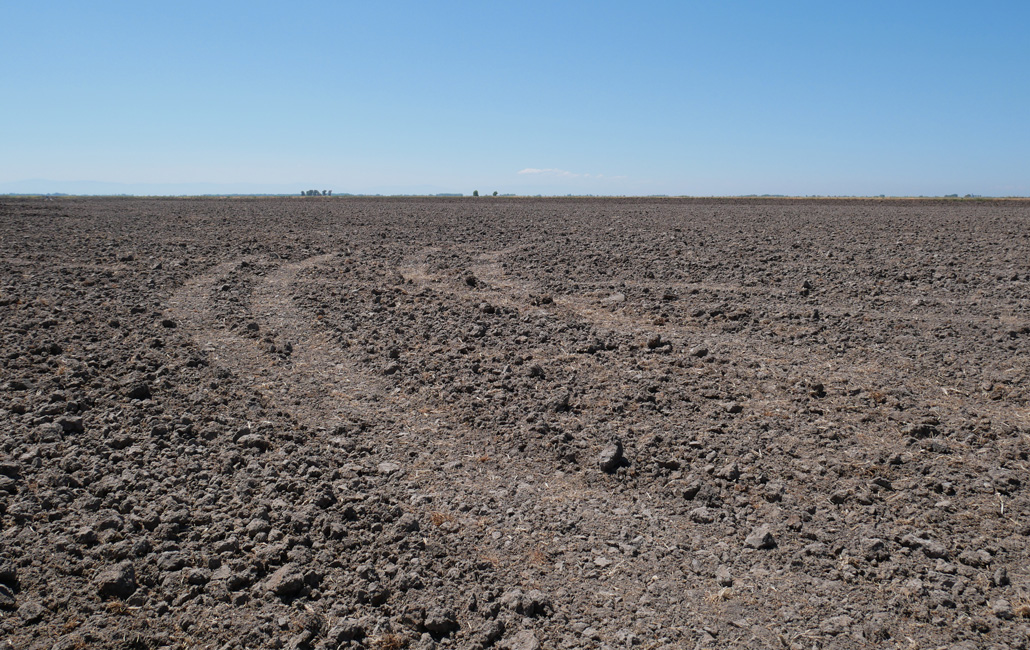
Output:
327 190 332 196
492 191 498 196
473 190 479 197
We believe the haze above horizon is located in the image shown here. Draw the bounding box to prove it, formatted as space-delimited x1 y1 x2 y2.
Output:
3 1 1028 197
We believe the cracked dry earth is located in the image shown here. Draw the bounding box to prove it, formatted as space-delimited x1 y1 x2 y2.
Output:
1 197 1029 650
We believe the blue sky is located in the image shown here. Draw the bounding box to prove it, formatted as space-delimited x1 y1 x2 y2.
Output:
2 1 1027 196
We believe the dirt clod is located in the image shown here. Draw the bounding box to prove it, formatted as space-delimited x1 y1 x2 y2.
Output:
598 439 624 473
94 562 136 599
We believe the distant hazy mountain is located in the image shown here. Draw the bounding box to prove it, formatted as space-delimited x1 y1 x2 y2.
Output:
0 179 321 196
0 179 469 197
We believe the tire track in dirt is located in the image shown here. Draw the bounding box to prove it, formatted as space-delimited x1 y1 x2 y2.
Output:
472 249 661 339
166 253 399 428
172 251 973 645
167 253 725 634
398 246 667 340
167 251 587 467
465 249 1030 428
395 247 1014 450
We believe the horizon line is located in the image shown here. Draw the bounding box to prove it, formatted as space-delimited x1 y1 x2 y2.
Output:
3 193 1027 200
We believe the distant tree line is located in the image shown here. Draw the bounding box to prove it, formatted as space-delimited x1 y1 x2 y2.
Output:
302 190 332 196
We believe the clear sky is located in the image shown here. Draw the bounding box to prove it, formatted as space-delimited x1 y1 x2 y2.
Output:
2 1 1028 196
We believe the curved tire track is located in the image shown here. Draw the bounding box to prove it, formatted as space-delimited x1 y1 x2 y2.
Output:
166 253 397 428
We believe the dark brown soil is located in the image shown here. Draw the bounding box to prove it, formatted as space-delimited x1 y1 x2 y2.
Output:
1 196 1028 650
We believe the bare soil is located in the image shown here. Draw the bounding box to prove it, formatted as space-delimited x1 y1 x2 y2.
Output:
1 196 1028 649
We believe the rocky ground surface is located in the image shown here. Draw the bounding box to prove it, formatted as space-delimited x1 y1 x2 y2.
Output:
1 196 1029 650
